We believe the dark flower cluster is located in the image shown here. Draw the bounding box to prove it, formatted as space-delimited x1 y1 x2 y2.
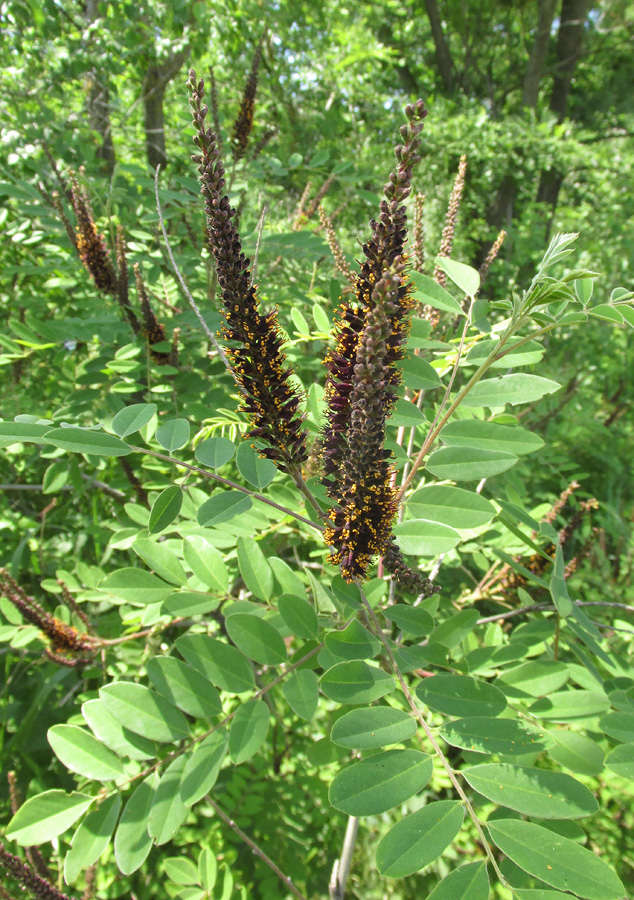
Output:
0 844 74 900
232 36 263 161
0 569 97 665
134 263 170 362
322 100 428 581
69 173 118 296
188 69 308 472
324 263 416 580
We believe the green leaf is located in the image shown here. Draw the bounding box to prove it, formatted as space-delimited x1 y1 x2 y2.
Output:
176 634 255 694
515 892 578 900
426 862 489 900
401 354 443 390
550 543 573 616
496 660 570 699
465 338 545 369
0 421 51 443
198 846 217 892
320 661 396 704
181 731 228 805
329 749 432 816
133 538 188 586
225 613 287 665
6 790 94 846
599 711 634 742
194 436 235 469
196 490 253 527
42 461 68 494
236 537 273 601
44 427 133 456
48 725 124 782
488 819 624 899
270 557 305 597
148 754 189 845
64 794 121 883
283 669 319 720
156 418 190 451
605 742 634 779
149 486 183 534
331 575 363 610
548 731 604 776
183 536 228 593
331 707 417 749
429 609 480 648
406 485 496 529
382 604 434 636
111 403 157 437
100 568 173 605
325 620 380 660
435 256 480 296
440 717 554 756
440 419 544 456
278 594 318 639
461 374 561 408
411 272 465 315
100 683 190 742
82 699 156 761
391 519 461 555
426 446 518 480
389 398 426 426
114 776 155 874
416 675 507 718
376 800 465 877
463 763 598 818
229 699 270 764
164 856 201 886
163 591 220 618
147 656 222 718
530 690 609 722
235 443 277 488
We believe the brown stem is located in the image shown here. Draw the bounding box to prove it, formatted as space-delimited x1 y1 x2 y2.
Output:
207 798 308 900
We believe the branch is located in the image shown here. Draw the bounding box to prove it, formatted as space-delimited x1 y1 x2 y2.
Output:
207 798 308 900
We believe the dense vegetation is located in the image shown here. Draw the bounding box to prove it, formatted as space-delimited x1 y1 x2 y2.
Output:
1 2 633 899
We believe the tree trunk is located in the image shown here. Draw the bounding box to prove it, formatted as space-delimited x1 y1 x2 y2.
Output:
522 0 559 108
475 1 557 266
423 0 454 92
536 0 589 223
84 0 116 176
142 49 189 171
143 65 168 171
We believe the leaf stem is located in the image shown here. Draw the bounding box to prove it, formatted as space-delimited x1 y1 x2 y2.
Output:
127 446 323 532
358 588 508 886
207 797 309 900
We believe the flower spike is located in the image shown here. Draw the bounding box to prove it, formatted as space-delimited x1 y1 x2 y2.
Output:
187 69 308 472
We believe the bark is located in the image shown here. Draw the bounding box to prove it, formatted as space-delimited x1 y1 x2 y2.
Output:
142 49 189 170
84 0 116 175
522 0 559 108
536 0 590 219
423 0 454 92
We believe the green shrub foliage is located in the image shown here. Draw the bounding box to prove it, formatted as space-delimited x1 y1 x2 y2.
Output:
1 30 634 900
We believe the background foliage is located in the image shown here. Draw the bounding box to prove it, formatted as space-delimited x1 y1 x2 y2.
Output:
1 1 633 899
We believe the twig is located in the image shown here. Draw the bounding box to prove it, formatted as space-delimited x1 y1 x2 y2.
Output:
329 816 359 900
251 203 267 285
207 797 308 900
475 599 634 626
127 446 323 532
154 165 233 374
